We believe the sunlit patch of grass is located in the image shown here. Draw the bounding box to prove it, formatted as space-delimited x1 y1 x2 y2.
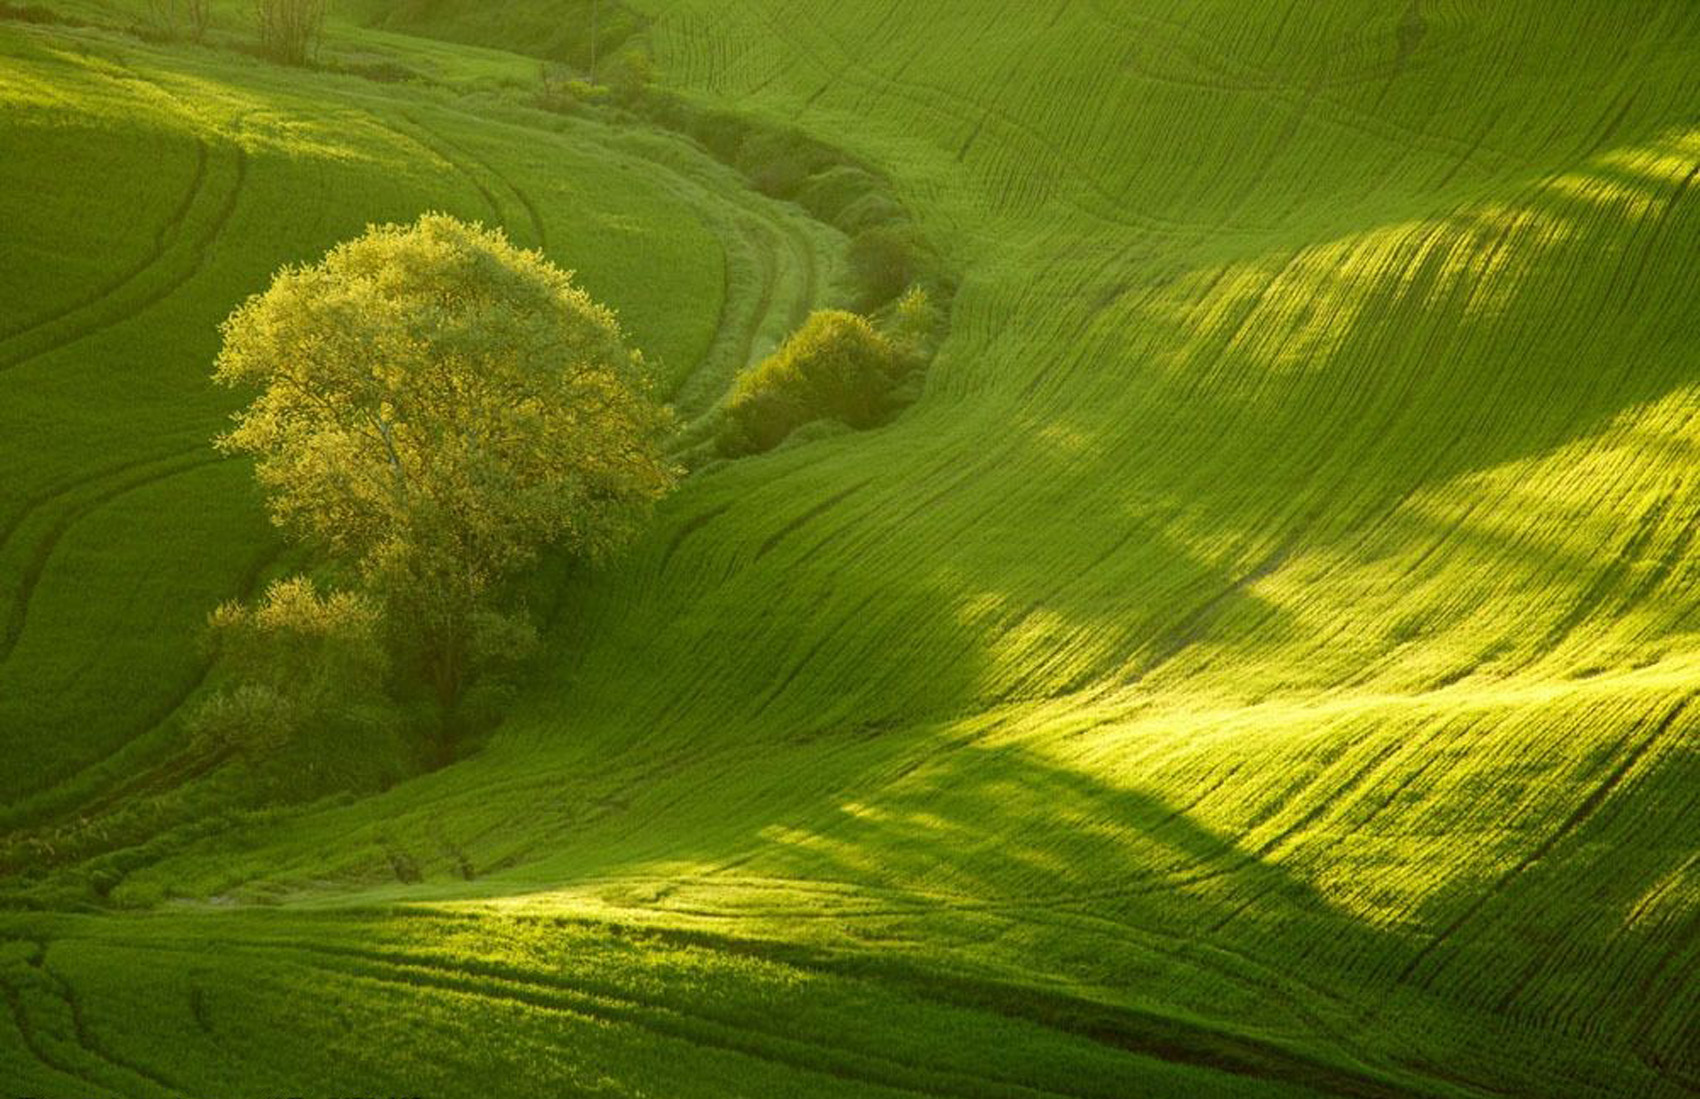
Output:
2 0 1698 1095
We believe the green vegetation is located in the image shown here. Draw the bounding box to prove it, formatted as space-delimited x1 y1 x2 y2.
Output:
353 0 647 73
1 0 1697 1097
142 0 209 43
0 11 772 862
721 308 915 455
191 577 403 795
253 0 323 66
212 213 675 755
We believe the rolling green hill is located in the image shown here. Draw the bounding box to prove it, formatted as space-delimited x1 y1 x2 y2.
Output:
2 1 1697 1096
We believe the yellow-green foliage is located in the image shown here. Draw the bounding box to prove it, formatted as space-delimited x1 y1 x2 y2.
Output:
0 18 785 818
254 0 324 66
214 212 674 579
720 309 900 454
601 47 654 103
889 284 938 357
191 577 397 790
3 2 1700 1096
215 212 678 709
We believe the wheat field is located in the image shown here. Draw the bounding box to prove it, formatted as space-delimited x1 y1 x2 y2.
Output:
1 1 1696 1095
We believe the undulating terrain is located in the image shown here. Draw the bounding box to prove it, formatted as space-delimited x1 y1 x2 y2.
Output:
1 1 1697 1095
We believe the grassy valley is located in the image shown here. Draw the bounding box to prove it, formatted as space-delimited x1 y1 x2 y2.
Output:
1 1 1696 1096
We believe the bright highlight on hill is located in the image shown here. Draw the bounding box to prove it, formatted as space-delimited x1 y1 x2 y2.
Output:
1 1 1696 1097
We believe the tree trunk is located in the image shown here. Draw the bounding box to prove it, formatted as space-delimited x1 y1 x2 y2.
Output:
427 637 464 767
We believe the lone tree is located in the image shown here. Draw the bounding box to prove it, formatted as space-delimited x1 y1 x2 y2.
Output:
214 214 676 743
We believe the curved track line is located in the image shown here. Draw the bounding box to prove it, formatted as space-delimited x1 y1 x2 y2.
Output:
0 138 209 347
0 539 280 856
291 934 1447 1099
0 953 121 1096
41 958 183 1097
1395 692 1696 988
0 139 248 376
0 445 207 557
412 119 553 254
0 454 224 669
388 112 509 233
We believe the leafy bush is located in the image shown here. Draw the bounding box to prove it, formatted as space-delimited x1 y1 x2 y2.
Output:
332 56 420 84
601 47 653 103
848 224 934 312
144 0 210 42
795 166 903 233
720 310 903 455
666 102 748 162
641 91 914 235
371 0 648 73
735 131 826 199
889 285 940 358
0 3 80 25
537 60 609 112
189 579 403 794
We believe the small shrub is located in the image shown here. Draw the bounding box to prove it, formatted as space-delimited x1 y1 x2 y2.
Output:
737 131 818 199
836 193 905 235
0 2 82 26
721 310 901 455
144 0 174 37
334 56 418 84
848 224 933 312
646 98 745 161
537 60 610 112
889 284 940 360
255 0 324 66
186 0 211 41
602 47 653 103
795 165 886 228
190 578 399 792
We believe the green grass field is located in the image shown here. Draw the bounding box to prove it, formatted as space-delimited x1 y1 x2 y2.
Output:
1 1 1696 1096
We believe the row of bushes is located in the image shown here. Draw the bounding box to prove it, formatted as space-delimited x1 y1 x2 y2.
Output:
0 2 84 26
282 6 950 316
535 47 652 111
639 91 948 313
618 69 954 456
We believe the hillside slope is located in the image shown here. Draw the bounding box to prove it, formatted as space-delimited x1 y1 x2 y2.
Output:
2 2 1698 1096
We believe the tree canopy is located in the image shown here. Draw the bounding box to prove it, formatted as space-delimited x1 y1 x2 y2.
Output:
213 213 676 727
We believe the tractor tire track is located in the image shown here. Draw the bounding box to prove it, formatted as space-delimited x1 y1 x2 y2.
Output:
0 138 209 348
656 502 734 574
1395 692 1697 988
0 138 248 376
625 867 1370 1048
0 444 207 557
158 938 1076 1099
424 123 552 253
752 478 875 563
0 537 278 847
390 112 513 236
217 933 1447 1099
0 982 106 1096
0 454 224 669
40 958 182 1097
0 945 127 1097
